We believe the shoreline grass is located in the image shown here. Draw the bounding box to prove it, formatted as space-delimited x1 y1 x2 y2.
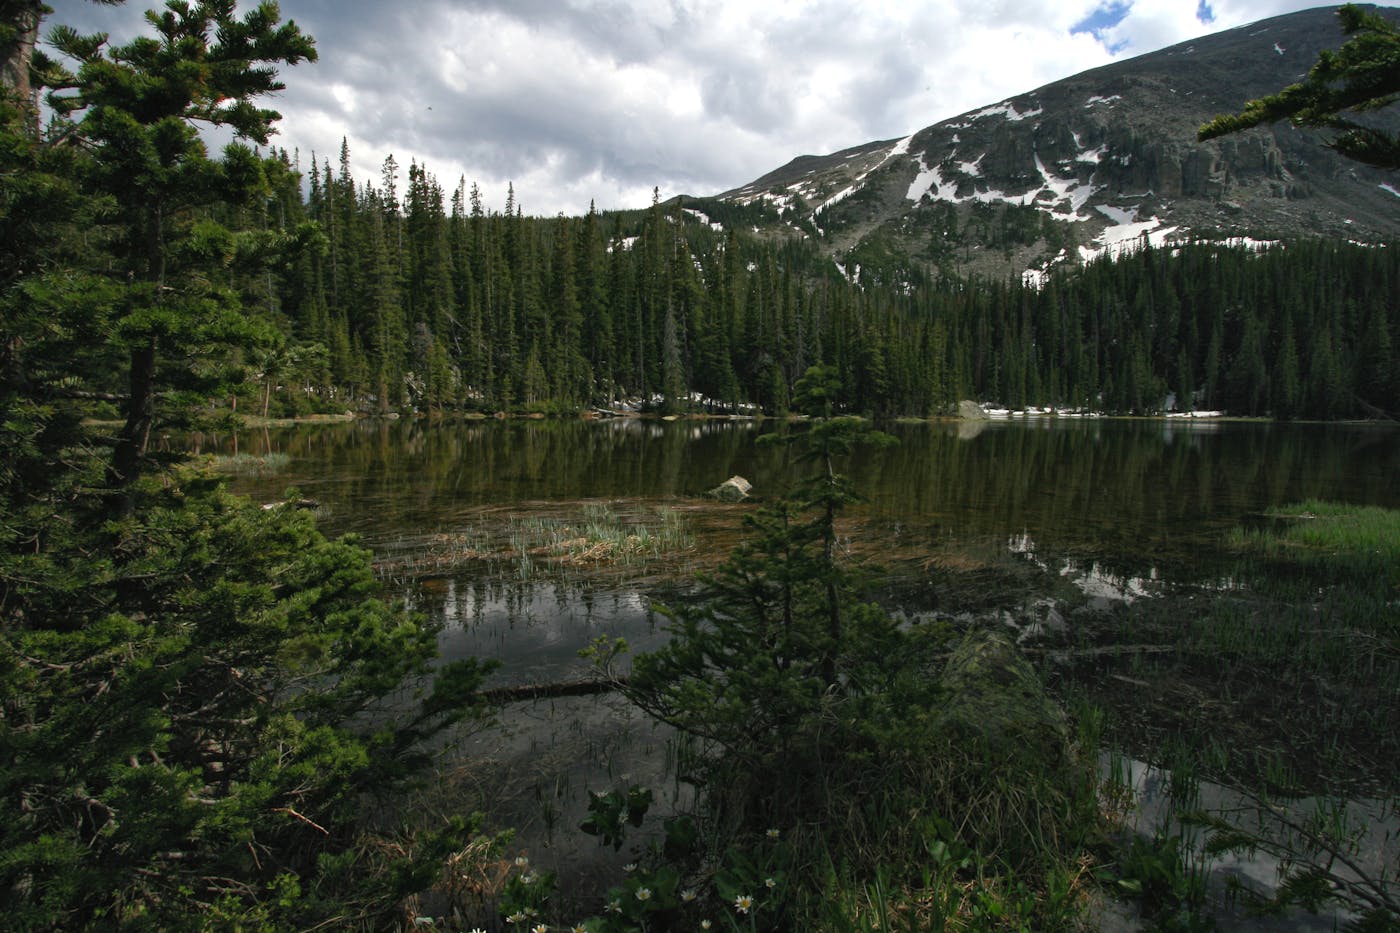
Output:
377 503 696 584
207 451 292 475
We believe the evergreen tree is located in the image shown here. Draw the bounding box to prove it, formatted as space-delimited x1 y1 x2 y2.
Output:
1 6 493 925
42 1 316 486
577 202 613 403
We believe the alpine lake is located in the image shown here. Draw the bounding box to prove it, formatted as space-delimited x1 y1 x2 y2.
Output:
214 415 1400 928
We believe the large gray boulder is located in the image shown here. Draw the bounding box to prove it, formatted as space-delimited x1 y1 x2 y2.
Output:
957 400 988 420
705 475 753 502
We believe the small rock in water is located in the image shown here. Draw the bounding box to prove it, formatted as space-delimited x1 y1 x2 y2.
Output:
705 475 753 502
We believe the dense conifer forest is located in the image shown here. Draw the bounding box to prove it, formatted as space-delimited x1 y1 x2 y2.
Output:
234 145 1399 421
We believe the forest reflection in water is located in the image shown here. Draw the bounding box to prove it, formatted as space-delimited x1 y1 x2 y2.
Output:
216 415 1400 670
220 414 1400 590
219 417 1400 904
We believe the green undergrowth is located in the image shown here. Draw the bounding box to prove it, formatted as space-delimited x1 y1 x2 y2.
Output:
520 372 1111 931
415 494 1400 931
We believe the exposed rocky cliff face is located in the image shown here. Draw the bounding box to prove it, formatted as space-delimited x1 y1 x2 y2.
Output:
695 5 1400 283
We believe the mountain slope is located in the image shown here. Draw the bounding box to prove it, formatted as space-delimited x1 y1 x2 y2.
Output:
696 5 1400 284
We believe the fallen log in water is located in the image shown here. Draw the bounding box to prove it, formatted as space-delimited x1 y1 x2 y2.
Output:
475 644 1178 706
1025 644 1175 658
479 677 628 704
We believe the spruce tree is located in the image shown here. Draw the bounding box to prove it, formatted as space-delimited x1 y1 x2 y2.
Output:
40 2 317 486
1 6 494 925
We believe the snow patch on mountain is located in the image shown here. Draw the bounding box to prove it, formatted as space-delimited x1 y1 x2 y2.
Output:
1035 156 1101 219
1079 204 1180 262
907 159 942 202
909 148 1102 220
1078 144 1108 164
683 208 724 231
959 100 1044 124
814 184 858 216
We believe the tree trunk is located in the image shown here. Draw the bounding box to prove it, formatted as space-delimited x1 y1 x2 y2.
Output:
0 3 42 135
110 206 167 491
111 337 157 488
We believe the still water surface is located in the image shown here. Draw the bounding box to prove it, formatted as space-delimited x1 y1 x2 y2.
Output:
221 417 1400 906
225 416 1400 586
217 415 1400 718
221 417 1400 678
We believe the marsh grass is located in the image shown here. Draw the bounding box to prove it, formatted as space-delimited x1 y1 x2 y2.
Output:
1062 501 1400 796
821 856 1095 932
375 503 696 584
1227 500 1400 594
208 451 291 475
1192 502 1400 772
1044 502 1400 929
513 503 692 567
773 726 1103 932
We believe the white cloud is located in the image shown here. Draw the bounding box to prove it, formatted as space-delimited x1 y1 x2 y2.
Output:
45 0 1339 216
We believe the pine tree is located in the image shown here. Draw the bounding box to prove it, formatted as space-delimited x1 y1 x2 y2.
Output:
1357 300 1396 414
577 202 613 403
1273 318 1302 419
40 3 314 487
2 5 494 926
549 213 589 402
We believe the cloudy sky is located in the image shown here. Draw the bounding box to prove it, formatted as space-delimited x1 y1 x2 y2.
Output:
47 0 1345 215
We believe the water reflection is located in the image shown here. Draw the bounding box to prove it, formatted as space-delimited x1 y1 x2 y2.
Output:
1008 532 1160 605
217 416 1400 659
222 418 1399 568
213 417 1399 910
424 578 665 686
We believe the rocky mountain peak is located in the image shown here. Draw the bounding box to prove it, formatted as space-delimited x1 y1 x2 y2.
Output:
701 5 1400 284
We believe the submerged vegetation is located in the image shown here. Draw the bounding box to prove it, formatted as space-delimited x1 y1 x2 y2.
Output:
375 503 696 584
1046 499 1400 929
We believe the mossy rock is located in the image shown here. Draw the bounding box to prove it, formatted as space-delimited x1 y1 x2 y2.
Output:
935 629 1071 770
